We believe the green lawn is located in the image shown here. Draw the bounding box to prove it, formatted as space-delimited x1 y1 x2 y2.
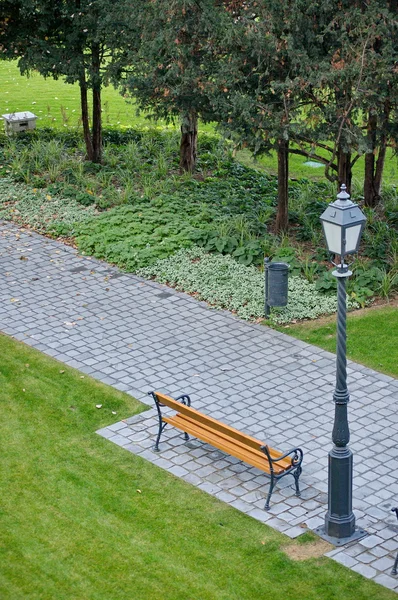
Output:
0 61 213 133
279 305 398 378
0 61 145 129
0 333 394 600
237 144 398 186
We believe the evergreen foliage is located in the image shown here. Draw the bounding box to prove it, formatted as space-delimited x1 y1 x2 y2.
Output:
116 0 229 173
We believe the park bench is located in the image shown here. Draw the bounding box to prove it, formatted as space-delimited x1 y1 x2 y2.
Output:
149 391 304 510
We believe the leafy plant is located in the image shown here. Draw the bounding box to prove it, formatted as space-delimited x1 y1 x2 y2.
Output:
301 257 321 283
377 268 398 299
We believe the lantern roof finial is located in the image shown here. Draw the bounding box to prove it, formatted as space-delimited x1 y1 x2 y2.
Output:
336 183 350 203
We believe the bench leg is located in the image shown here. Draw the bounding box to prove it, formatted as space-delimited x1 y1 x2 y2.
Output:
184 432 189 442
154 422 167 452
264 475 276 511
392 552 398 576
154 432 161 452
293 466 302 497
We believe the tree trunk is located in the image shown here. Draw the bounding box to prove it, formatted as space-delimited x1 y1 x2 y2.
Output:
337 148 352 194
91 43 102 164
179 110 198 173
275 138 289 233
364 108 388 208
79 72 94 162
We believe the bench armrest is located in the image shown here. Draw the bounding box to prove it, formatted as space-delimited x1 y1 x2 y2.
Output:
260 445 303 471
175 394 191 407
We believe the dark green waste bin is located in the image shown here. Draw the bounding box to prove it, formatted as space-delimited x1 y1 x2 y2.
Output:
264 259 289 317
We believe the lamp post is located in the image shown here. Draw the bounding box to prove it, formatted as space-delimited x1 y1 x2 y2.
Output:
317 184 367 544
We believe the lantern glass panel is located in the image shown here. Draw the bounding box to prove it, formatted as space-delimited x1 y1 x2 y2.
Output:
345 224 362 253
323 221 342 254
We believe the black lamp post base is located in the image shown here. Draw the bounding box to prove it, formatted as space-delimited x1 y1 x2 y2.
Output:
314 525 367 547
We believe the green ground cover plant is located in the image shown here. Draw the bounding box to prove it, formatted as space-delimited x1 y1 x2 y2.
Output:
0 332 394 600
0 177 97 234
137 247 358 323
279 305 398 378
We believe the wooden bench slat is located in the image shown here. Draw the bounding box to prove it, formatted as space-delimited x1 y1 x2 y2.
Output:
151 391 303 510
155 392 283 456
169 413 292 471
164 414 287 475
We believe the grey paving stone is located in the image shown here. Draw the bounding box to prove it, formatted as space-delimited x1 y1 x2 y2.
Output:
359 535 385 549
247 508 272 522
373 574 398 590
355 551 378 564
331 552 358 568
372 556 396 572
351 563 377 579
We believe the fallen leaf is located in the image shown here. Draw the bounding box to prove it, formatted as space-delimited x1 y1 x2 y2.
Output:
20 256 28 261
136 489 142 494
10 298 20 303
112 411 117 415
80 376 85 379
96 404 102 409
59 370 65 374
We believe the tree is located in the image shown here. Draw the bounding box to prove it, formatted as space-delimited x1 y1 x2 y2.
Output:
116 0 229 173
213 0 313 231
290 0 398 203
0 0 139 163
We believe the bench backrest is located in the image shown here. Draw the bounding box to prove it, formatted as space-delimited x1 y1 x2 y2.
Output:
153 391 282 459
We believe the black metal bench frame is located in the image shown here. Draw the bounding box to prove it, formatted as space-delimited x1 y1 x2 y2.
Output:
392 508 398 575
149 391 303 510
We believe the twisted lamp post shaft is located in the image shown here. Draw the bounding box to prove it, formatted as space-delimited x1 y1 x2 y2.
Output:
333 274 350 447
324 270 355 539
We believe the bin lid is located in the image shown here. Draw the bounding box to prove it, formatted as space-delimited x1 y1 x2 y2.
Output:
267 261 289 270
2 111 37 122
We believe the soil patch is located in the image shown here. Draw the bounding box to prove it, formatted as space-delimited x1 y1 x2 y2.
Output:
283 539 333 561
